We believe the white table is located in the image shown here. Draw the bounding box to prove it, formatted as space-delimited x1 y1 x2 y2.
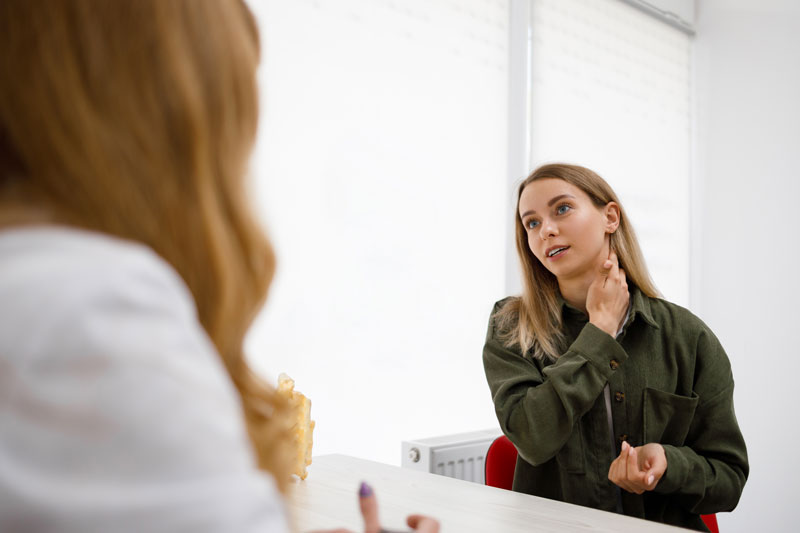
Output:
287 454 692 532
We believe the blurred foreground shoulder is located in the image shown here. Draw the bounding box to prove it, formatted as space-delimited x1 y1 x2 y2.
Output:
0 226 290 533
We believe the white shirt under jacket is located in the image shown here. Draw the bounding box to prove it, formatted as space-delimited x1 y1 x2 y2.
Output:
0 226 289 532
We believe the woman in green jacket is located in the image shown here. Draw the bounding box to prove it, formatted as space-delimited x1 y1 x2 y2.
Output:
483 163 748 531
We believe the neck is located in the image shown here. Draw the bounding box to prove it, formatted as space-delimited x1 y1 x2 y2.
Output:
558 275 595 314
557 240 612 314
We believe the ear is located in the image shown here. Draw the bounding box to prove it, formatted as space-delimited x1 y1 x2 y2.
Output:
603 202 620 234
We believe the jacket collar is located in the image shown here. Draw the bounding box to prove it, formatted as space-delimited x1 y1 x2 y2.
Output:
629 284 659 329
557 284 660 330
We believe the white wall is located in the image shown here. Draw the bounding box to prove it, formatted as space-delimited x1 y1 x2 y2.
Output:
693 1 800 531
245 0 508 466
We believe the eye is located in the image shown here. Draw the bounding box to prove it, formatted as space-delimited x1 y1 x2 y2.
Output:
526 219 540 229
556 204 572 215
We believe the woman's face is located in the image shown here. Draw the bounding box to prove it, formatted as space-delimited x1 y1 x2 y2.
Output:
519 178 618 283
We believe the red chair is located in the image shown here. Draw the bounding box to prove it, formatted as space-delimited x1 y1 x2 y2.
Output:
485 434 518 490
485 435 719 533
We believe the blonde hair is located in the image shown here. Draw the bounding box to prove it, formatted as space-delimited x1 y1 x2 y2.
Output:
0 0 294 490
495 163 659 361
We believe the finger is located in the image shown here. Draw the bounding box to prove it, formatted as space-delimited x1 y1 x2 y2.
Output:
626 445 639 477
609 252 620 281
645 468 657 489
624 448 644 494
635 445 649 471
626 446 648 490
614 441 629 471
623 443 636 483
596 260 612 289
407 515 441 533
621 441 634 487
620 440 630 462
358 482 381 533
599 254 613 275
609 460 632 493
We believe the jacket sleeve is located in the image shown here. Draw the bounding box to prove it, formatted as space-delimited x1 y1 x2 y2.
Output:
482 301 627 466
652 327 749 514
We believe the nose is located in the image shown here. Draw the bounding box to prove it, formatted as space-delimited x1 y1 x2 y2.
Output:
539 218 557 240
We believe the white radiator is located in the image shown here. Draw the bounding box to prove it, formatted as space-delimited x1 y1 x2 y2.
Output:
401 429 502 484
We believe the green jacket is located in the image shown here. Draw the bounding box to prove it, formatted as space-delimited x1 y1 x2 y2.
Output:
483 286 748 531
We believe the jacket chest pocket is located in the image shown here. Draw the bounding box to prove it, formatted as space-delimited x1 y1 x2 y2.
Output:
643 388 699 446
555 421 586 474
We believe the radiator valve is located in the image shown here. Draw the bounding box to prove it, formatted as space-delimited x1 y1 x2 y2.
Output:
408 447 420 463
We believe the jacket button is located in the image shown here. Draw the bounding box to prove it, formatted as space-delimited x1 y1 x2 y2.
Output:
614 391 625 402
618 434 628 443
609 359 620 370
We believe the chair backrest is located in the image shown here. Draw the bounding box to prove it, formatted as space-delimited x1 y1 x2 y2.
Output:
703 513 719 533
484 435 719 533
485 435 517 490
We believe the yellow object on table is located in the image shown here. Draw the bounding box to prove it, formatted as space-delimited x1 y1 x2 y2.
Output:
277 373 315 480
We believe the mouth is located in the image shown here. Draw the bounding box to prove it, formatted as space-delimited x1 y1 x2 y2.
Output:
545 245 570 259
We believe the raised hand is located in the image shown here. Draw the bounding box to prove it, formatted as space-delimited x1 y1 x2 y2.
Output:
586 250 629 337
